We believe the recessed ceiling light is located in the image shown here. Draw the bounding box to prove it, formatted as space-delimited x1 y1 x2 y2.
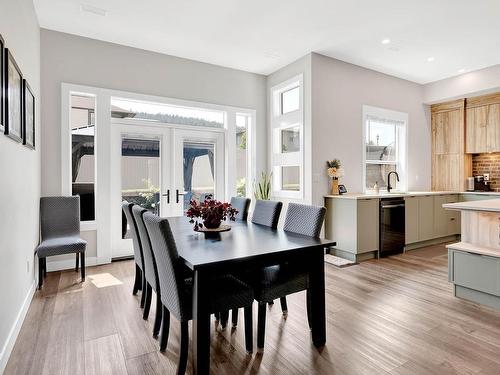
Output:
458 68 466 73
80 4 107 16
427 56 435 62
381 38 391 45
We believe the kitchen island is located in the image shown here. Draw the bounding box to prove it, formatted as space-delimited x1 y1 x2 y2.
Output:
443 199 500 309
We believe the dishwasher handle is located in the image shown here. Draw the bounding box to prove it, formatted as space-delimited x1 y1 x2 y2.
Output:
381 204 405 209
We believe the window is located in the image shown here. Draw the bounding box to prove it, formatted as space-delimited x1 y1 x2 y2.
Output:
71 94 96 221
271 75 303 198
236 114 250 197
111 98 224 128
363 106 407 192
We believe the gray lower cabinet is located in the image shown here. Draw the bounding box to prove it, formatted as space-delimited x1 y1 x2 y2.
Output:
449 248 500 309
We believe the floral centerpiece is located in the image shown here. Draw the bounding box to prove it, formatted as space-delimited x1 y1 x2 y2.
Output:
326 159 344 195
186 195 238 231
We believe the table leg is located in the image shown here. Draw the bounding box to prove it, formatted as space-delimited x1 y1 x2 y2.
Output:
193 269 210 374
309 246 326 347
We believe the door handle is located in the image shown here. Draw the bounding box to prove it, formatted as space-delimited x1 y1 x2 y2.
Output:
162 190 170 204
176 189 186 204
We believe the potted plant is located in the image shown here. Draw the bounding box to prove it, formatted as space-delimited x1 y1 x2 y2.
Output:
254 172 272 200
186 195 238 231
326 159 344 195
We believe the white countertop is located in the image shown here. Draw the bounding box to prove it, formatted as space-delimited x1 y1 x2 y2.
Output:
443 199 500 213
325 191 500 200
447 241 500 258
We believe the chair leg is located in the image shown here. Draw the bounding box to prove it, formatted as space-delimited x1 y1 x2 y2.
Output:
231 308 239 328
153 293 163 338
75 253 79 272
160 306 170 352
257 302 266 351
43 258 47 278
244 305 253 354
306 290 312 329
143 283 153 320
178 321 189 375
220 310 229 329
133 265 141 295
80 252 85 282
280 296 288 316
38 257 44 289
140 274 147 308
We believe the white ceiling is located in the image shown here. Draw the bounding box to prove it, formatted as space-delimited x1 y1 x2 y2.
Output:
34 0 500 84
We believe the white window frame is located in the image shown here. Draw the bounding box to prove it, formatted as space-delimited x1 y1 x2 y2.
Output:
61 83 256 264
362 105 408 193
270 74 304 199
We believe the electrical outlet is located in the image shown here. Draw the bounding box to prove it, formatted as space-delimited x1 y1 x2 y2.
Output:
26 259 30 273
484 173 490 181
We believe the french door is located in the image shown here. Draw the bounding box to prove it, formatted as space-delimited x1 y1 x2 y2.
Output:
110 123 224 258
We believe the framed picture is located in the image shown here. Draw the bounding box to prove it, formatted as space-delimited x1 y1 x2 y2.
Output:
23 80 35 149
0 34 4 132
5 48 23 142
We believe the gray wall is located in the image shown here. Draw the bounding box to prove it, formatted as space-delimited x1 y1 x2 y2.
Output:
0 0 40 371
40 29 267 196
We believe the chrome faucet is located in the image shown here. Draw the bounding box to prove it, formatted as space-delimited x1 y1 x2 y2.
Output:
387 171 400 192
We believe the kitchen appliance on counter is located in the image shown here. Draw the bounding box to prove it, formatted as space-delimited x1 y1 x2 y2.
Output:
467 177 475 191
473 175 492 192
379 198 405 257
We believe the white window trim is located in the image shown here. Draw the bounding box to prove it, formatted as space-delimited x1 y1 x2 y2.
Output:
362 105 408 193
270 74 304 199
61 83 256 263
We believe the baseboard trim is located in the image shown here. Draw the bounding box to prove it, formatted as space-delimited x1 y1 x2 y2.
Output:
405 235 459 251
0 281 36 374
46 256 110 272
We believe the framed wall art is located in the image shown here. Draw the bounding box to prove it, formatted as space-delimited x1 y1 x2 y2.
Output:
5 48 23 142
23 79 35 149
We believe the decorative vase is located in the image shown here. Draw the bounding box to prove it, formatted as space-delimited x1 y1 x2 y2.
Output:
331 178 339 195
203 218 222 229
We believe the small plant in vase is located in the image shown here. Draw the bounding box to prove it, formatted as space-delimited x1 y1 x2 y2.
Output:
186 194 238 231
326 159 344 195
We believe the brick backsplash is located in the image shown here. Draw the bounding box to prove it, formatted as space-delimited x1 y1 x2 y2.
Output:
472 153 500 191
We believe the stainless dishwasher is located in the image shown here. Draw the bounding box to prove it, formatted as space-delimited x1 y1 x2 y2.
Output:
379 198 405 257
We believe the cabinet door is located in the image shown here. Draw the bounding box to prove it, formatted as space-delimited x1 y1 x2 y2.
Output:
432 154 460 191
433 195 448 238
433 110 461 155
487 104 500 152
446 194 460 235
405 196 419 244
418 196 435 241
466 106 488 153
356 199 379 253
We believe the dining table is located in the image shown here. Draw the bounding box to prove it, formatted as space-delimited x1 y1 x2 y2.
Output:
167 217 336 375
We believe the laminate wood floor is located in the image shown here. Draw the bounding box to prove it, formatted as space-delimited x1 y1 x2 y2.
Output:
5 245 500 374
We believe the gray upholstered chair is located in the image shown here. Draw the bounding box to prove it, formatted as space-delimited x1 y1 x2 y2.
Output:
230 197 251 221
132 205 162 338
251 200 283 229
254 203 326 351
143 212 254 373
122 201 146 307
36 196 87 289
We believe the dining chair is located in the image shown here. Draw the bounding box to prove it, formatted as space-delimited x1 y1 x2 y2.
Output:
254 203 326 352
230 196 251 221
132 205 162 338
122 201 146 307
36 196 87 289
143 212 255 374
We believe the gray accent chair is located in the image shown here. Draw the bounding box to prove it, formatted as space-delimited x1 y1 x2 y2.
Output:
122 201 146 307
132 205 162 338
36 196 87 289
251 200 283 229
143 212 255 373
230 197 251 221
255 203 326 351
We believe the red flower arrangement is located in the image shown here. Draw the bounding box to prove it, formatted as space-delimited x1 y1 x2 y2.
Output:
186 195 238 231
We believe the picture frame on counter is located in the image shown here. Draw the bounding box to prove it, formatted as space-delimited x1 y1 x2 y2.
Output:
4 48 23 142
0 34 5 132
23 79 35 149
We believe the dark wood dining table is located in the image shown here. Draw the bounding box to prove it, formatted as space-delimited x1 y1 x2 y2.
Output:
167 217 336 375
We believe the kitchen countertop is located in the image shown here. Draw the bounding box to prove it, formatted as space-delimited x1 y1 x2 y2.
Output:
443 198 500 213
325 191 500 199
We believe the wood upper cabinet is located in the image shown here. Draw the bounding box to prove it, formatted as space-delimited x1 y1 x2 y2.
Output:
431 99 470 192
465 93 500 153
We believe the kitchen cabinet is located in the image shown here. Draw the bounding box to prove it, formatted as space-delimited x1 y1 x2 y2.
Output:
418 195 435 241
465 93 500 153
405 196 419 244
446 194 460 235
431 100 471 192
433 195 448 238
